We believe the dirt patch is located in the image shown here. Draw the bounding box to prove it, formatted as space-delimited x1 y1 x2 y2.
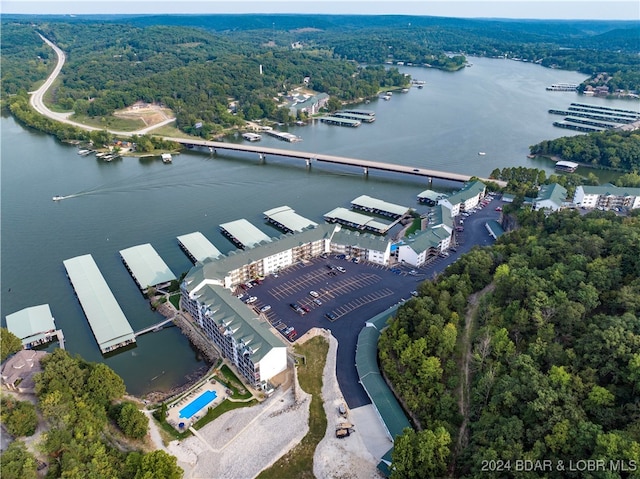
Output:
113 102 175 128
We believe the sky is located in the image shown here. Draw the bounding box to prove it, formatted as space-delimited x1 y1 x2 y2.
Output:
1 0 639 20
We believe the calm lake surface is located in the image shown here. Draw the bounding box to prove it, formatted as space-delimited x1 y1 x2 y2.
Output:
1 56 637 396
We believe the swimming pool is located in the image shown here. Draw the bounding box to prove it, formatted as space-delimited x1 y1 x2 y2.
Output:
179 390 218 419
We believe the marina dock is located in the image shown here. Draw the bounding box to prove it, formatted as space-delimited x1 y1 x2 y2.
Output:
550 102 640 132
333 111 376 123
119 243 177 294
319 116 361 127
63 254 135 354
263 130 302 142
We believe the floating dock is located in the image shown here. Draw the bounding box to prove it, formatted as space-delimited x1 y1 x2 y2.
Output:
177 232 222 263
324 207 392 234
242 133 262 142
319 116 361 127
340 109 375 118
263 130 301 142
5 304 63 350
350 195 409 219
550 102 640 132
263 205 318 233
63 254 135 354
334 111 376 123
119 244 177 293
220 219 272 249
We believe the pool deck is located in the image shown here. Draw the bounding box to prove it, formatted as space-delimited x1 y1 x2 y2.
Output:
166 377 230 430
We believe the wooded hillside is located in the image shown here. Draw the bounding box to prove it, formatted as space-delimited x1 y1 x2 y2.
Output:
381 209 640 478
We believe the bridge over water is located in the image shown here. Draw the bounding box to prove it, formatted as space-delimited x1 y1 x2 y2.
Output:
163 137 507 187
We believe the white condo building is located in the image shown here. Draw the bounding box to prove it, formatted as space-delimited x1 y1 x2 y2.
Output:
573 184 640 211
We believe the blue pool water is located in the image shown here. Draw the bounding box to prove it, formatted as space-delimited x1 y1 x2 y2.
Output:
179 390 218 419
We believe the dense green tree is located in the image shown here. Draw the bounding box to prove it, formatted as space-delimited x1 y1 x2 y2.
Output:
0 327 23 361
391 427 451 479
133 450 183 479
116 402 149 439
0 440 38 479
86 363 126 406
0 397 38 437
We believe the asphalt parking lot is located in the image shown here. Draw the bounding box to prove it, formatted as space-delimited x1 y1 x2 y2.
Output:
237 196 505 408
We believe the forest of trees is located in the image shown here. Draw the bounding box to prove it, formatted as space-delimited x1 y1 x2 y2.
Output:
1 15 638 140
1 349 182 479
381 209 640 478
530 129 640 172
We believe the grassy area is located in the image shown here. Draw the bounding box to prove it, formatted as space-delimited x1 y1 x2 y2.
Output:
257 336 329 479
69 113 146 131
151 124 200 139
404 217 423 236
169 293 181 310
214 364 253 400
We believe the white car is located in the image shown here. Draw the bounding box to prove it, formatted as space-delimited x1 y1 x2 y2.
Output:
260 305 271 313
309 290 319 298
245 296 257 304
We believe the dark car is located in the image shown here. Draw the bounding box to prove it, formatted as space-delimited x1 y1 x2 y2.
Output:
325 312 337 320
301 305 310 312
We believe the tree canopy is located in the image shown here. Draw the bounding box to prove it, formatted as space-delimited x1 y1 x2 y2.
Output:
382 209 640 478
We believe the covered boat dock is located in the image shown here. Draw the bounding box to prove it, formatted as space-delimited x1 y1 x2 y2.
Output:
178 232 222 263
263 205 318 234
350 195 410 219
5 304 64 350
323 207 392 234
220 219 272 249
119 243 177 293
63 254 135 354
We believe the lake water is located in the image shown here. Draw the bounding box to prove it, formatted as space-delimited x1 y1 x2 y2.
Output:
1 56 636 396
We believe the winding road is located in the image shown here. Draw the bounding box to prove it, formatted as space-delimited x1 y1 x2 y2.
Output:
30 33 176 136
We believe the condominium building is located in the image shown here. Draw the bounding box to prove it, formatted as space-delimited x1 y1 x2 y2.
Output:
574 184 640 210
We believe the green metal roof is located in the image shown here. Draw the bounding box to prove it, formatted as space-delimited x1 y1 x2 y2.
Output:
351 195 409 217
185 223 338 286
119 243 176 289
196 284 285 362
356 321 412 441
536 183 567 205
324 207 391 233
63 254 135 353
177 232 222 262
5 304 56 345
263 205 318 233
579 184 640 197
442 180 485 205
220 219 272 248
330 228 391 251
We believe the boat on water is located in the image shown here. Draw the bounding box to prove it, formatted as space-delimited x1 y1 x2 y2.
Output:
77 149 92 156
478 152 486 156
161 153 173 163
381 94 392 101
52 195 64 201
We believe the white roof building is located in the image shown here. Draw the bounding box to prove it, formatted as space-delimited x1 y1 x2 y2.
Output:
350 195 410 219
574 184 640 210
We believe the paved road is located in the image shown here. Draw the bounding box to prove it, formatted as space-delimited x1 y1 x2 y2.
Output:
30 34 175 136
